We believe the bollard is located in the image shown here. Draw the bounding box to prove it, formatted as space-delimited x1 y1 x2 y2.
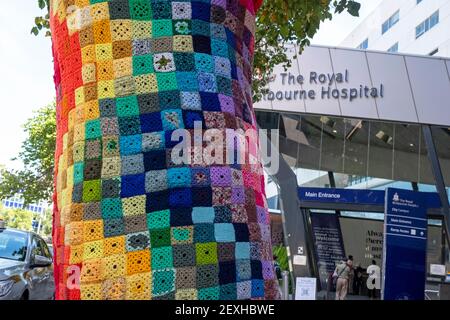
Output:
281 271 290 300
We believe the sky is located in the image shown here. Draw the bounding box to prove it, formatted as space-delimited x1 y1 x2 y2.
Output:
0 0 382 170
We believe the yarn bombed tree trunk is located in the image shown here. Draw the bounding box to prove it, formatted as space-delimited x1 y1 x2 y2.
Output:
50 0 279 300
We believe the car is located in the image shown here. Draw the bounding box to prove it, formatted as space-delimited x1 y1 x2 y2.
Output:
0 220 54 300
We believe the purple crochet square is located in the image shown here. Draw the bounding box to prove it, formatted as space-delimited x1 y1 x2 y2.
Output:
256 206 268 224
210 166 231 186
218 94 235 114
231 187 245 204
212 0 227 8
262 261 275 280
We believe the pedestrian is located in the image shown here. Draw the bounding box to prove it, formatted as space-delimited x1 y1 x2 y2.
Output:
352 263 364 295
366 260 380 299
273 255 282 281
334 257 353 300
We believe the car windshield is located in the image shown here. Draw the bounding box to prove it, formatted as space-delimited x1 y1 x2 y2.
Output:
0 230 28 261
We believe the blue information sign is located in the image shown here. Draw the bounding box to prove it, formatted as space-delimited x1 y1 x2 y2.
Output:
382 188 427 300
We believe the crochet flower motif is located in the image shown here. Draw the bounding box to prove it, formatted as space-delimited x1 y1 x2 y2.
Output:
155 55 172 70
174 21 190 34
128 234 150 249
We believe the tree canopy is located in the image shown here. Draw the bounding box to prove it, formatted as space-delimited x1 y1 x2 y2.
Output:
33 0 360 100
0 104 56 205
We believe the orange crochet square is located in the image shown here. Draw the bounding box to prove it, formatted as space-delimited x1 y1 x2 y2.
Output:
97 60 115 81
126 250 151 275
93 20 112 44
103 236 126 256
83 220 104 242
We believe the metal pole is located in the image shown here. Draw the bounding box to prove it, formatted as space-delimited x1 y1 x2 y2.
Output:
281 271 290 300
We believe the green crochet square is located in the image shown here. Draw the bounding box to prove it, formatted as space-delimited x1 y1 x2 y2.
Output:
171 227 193 244
152 269 175 296
116 95 139 117
153 19 173 37
130 0 152 21
133 55 154 75
198 287 220 300
147 210 170 229
85 119 102 139
101 198 123 219
73 162 84 185
196 242 218 265
156 73 178 91
150 228 171 247
151 246 173 269
82 180 101 202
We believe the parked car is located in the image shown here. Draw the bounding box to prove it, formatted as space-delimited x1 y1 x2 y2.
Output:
0 220 54 300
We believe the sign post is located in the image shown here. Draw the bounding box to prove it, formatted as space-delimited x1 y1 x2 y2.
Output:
382 188 427 300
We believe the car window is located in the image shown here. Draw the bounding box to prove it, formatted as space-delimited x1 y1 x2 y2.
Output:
0 230 28 261
39 239 52 259
31 236 45 258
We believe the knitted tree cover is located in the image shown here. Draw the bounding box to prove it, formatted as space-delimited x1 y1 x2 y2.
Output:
50 0 279 300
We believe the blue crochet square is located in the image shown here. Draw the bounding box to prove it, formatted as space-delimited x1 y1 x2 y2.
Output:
192 187 212 207
191 20 210 37
151 1 172 19
219 261 236 285
214 223 235 243
120 134 142 155
191 168 210 186
180 92 202 110
73 162 84 184
169 208 193 227
146 190 169 212
101 198 123 219
140 112 163 133
152 269 175 297
176 72 199 91
194 53 214 73
200 92 220 111
159 90 181 109
164 130 181 148
121 173 146 197
214 56 231 78
210 24 226 39
251 279 265 298
183 111 204 129
216 76 232 95
198 287 220 300
99 98 116 117
191 207 215 224
118 116 142 136
213 206 232 223
173 53 195 71
103 218 124 238
142 132 165 152
147 209 171 230
143 150 166 170
251 260 263 280
161 109 184 130
219 283 237 300
191 2 211 21
169 188 192 207
85 119 102 139
152 246 173 269
236 260 251 281
233 223 250 242
167 167 191 188
211 39 229 58
193 35 211 54
235 242 250 260
194 223 215 243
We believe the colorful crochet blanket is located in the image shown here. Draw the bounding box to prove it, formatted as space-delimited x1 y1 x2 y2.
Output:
50 0 279 300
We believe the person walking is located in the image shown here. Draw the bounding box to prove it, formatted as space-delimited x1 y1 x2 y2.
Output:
334 257 353 300
352 263 364 296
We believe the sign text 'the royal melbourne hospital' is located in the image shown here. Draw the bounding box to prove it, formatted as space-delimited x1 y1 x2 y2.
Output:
262 70 385 102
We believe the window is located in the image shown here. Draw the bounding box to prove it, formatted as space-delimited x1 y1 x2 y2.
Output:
357 38 369 50
387 42 399 53
417 0 423 4
429 48 438 56
382 10 400 34
416 11 439 39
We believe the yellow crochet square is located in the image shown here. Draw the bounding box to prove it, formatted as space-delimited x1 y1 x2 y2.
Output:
102 277 126 300
132 21 152 39
97 60 114 80
80 259 103 283
101 156 121 178
83 240 104 260
81 44 96 64
91 3 110 22
65 222 84 246
73 123 86 142
82 63 96 84
66 165 74 188
75 86 85 106
74 0 90 8
96 43 113 61
74 106 85 125
102 254 126 279
73 141 85 162
176 289 198 300
80 283 102 300
68 108 76 130
173 35 194 52
134 74 158 94
103 236 126 256
60 205 71 226
83 220 104 242
113 57 133 78
70 203 84 222
69 244 84 264
110 20 132 41
122 195 146 216
126 272 152 300
97 80 115 99
84 100 100 120
126 250 151 275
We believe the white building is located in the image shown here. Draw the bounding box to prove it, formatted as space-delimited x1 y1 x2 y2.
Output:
340 0 450 57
